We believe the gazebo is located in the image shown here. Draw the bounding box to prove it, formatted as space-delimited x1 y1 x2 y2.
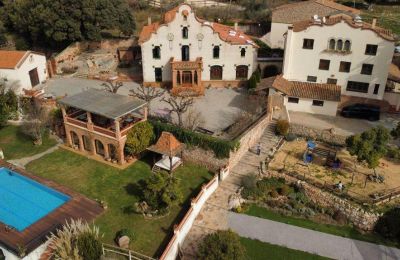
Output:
147 132 184 173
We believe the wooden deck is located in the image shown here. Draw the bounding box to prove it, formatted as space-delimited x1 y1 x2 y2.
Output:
0 160 104 256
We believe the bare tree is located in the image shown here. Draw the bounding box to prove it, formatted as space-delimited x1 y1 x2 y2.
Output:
102 80 123 94
183 108 205 131
129 85 165 113
161 96 194 127
21 100 49 145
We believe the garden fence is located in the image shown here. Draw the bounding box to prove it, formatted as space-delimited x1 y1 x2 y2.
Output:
102 243 156 260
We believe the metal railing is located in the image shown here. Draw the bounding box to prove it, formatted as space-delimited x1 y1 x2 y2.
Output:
102 243 156 260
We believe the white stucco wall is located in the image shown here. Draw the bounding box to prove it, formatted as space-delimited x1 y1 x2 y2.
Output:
0 53 47 95
284 96 338 116
141 4 257 83
0 242 47 260
283 20 394 100
268 22 289 49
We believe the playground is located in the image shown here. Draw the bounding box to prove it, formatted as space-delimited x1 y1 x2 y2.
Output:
268 139 400 204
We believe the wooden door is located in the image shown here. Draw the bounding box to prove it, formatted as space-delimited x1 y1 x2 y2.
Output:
29 68 39 87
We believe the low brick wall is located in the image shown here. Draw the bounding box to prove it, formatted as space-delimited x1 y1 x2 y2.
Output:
289 123 347 146
268 171 380 231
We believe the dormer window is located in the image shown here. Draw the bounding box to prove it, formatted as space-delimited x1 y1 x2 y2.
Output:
240 48 246 57
182 27 188 39
152 46 161 59
213 46 220 59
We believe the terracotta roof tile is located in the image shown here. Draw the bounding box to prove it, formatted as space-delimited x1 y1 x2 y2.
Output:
265 75 341 102
147 132 183 157
272 0 360 24
139 3 257 47
292 15 395 41
0 51 28 69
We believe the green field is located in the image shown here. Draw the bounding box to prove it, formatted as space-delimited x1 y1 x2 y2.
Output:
241 237 329 260
0 125 57 159
26 149 213 257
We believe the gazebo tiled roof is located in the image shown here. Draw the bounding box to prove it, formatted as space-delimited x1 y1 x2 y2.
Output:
147 132 183 157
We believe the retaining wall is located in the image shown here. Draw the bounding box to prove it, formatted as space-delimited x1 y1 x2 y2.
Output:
289 123 347 146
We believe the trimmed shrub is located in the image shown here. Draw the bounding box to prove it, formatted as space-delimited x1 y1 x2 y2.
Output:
241 174 257 190
77 232 102 260
374 208 400 241
125 121 154 155
276 119 290 136
149 119 239 158
278 184 291 196
248 74 257 89
197 230 246 260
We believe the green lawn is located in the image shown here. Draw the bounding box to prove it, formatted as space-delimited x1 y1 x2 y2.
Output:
26 149 213 257
245 204 397 247
241 237 329 260
0 125 57 159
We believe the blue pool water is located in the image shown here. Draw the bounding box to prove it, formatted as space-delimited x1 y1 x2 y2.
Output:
0 167 70 231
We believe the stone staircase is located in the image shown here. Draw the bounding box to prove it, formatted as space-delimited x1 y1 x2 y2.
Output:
181 120 281 258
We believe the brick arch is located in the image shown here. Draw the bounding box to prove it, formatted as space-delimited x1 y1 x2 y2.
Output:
108 143 117 160
94 139 105 156
70 131 80 148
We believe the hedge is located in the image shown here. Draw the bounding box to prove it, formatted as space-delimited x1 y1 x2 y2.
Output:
149 119 240 159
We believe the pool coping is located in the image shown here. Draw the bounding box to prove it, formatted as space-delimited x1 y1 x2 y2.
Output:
0 160 104 257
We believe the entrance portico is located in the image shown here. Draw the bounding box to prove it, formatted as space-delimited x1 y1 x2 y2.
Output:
170 57 203 96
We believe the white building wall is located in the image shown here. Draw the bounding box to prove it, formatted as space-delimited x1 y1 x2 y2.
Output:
0 53 47 95
141 4 257 83
268 22 289 49
283 21 394 100
284 96 338 116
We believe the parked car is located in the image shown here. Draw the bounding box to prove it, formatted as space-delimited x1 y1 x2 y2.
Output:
340 104 380 121
395 46 400 53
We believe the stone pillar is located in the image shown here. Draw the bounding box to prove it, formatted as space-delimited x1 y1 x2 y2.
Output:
117 143 125 165
87 112 94 131
90 137 96 155
191 70 194 85
115 119 121 139
172 69 177 89
78 135 84 152
65 128 73 147
104 143 110 159
143 107 148 120
180 70 183 85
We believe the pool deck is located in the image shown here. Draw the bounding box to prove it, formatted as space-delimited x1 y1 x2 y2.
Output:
0 160 104 256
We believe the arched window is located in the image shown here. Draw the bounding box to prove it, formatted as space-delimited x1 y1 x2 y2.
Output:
95 139 105 156
344 40 351 52
70 131 79 148
152 46 160 59
236 65 249 80
82 135 91 151
108 144 117 160
213 46 220 59
182 27 188 39
210 65 223 80
336 39 343 51
241 48 246 57
181 45 190 61
328 39 335 50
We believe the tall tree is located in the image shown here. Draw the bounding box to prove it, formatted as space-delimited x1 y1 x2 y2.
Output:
346 126 390 175
102 80 123 94
129 85 165 114
161 96 194 127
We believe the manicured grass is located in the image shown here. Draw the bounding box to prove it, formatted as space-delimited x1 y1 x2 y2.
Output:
245 204 397 247
240 237 329 260
26 149 213 257
0 125 57 159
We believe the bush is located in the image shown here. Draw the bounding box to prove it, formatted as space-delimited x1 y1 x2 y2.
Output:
278 184 291 196
241 174 257 190
125 121 154 155
150 119 239 158
386 146 400 160
374 208 400 241
332 210 348 225
270 189 279 198
276 119 289 136
248 74 257 89
77 232 103 260
197 230 246 260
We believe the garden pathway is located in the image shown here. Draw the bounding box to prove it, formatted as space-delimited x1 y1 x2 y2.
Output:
229 212 400 260
181 122 281 258
7 136 62 168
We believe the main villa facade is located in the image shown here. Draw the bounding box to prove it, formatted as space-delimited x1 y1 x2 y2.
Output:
139 3 258 95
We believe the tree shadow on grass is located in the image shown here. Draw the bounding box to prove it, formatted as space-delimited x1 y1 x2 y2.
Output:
124 181 144 198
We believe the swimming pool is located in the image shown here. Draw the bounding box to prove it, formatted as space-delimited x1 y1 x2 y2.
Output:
0 167 70 231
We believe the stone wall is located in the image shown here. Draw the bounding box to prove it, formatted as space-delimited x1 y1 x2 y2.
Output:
229 113 270 168
268 171 380 231
183 147 228 172
289 123 347 146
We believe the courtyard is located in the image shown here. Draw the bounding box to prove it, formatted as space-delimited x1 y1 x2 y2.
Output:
269 139 400 203
39 78 256 135
25 148 213 257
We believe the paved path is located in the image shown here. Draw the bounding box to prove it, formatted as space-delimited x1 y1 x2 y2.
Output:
229 212 400 260
8 142 61 168
181 122 281 258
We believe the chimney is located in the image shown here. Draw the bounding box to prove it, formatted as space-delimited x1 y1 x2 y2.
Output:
234 22 238 31
148 17 152 26
372 18 377 29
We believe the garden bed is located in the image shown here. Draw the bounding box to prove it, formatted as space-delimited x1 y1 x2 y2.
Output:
26 149 213 257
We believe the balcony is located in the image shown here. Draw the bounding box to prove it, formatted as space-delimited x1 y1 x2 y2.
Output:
170 57 203 70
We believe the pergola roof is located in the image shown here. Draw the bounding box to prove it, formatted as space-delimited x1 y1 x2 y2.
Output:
59 89 147 120
147 132 183 157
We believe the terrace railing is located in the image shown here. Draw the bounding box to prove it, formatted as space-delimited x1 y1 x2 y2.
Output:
102 243 156 260
66 117 87 128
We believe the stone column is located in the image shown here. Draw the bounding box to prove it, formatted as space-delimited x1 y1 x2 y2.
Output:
115 119 121 139
180 70 183 85
87 112 94 131
143 107 148 120
90 137 96 155
117 142 125 165
104 143 110 159
78 135 84 152
191 70 194 85
172 69 177 89
65 127 72 147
